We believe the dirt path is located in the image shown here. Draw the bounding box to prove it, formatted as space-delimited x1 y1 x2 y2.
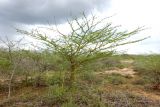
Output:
97 59 136 77
100 59 160 101
131 89 160 101
103 67 136 77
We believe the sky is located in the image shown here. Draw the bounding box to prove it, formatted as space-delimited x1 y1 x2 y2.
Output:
0 0 159 54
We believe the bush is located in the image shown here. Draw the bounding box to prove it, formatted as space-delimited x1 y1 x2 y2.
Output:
42 85 68 106
102 57 124 69
61 100 78 107
46 72 65 86
79 55 124 73
0 58 11 73
78 71 104 85
132 76 151 85
105 74 127 85
133 55 160 89
33 74 47 87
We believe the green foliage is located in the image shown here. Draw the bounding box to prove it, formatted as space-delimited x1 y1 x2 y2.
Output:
32 74 47 87
133 55 160 87
79 55 125 74
48 85 66 99
105 74 127 85
61 100 78 107
1 57 160 107
42 85 68 106
78 71 104 86
0 13 154 107
46 72 65 86
0 58 11 70
17 13 146 87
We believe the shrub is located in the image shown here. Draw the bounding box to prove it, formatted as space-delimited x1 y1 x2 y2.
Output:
78 71 103 85
132 76 151 85
33 74 47 87
105 74 127 85
61 100 78 107
102 57 124 69
46 72 65 86
0 58 11 73
42 85 68 106
133 55 160 89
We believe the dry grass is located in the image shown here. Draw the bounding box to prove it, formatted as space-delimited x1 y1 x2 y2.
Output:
0 55 160 107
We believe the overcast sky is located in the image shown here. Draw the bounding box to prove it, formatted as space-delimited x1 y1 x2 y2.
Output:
0 0 159 54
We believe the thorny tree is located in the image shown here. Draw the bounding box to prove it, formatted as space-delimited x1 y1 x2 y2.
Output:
17 14 147 87
0 37 23 98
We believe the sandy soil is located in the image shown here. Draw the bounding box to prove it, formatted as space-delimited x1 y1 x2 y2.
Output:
103 67 136 77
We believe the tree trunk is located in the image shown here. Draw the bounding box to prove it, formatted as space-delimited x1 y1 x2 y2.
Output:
8 63 17 99
69 61 76 88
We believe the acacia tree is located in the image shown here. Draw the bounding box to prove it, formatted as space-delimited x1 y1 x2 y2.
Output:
0 37 23 98
17 14 147 87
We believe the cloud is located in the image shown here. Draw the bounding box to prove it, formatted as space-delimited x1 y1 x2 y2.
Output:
0 0 110 38
105 0 160 54
0 0 110 24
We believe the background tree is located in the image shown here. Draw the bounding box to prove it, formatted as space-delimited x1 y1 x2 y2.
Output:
0 37 23 98
17 14 148 87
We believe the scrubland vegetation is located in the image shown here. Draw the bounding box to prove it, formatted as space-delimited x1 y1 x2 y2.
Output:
0 49 160 107
0 14 159 107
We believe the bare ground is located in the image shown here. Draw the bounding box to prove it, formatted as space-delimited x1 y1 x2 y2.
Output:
98 59 160 102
